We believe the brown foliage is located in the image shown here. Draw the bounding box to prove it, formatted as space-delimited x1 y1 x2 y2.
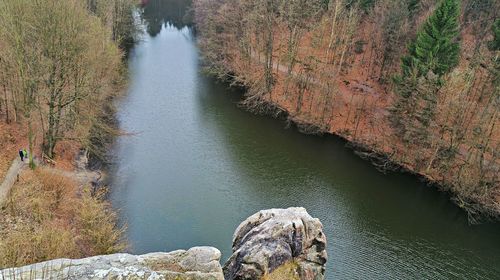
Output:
0 169 125 268
0 0 127 162
193 0 500 219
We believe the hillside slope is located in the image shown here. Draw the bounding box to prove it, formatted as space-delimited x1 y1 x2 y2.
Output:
193 0 499 220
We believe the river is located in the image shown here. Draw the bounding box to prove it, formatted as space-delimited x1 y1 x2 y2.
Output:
110 1 500 279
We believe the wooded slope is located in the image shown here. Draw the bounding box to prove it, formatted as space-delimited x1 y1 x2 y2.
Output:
193 0 499 220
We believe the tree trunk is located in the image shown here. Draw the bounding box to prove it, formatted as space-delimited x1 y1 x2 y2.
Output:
2 83 9 123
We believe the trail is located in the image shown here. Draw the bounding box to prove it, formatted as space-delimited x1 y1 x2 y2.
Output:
0 154 101 206
0 158 25 206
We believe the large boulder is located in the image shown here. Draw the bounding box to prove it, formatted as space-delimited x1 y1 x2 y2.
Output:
223 207 327 280
0 246 223 280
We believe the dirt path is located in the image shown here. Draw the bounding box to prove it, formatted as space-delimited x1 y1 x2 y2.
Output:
0 152 102 206
0 158 25 206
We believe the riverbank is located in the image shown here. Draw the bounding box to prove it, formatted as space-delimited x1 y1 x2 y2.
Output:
217 72 500 223
261 99 499 222
0 76 127 270
0 62 126 267
192 0 500 222
0 147 124 268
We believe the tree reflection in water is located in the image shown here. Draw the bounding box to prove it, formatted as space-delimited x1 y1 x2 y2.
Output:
141 0 193 36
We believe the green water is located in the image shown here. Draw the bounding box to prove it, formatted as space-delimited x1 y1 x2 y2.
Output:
110 2 500 279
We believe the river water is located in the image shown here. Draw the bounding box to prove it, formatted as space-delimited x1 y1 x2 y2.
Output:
110 1 500 279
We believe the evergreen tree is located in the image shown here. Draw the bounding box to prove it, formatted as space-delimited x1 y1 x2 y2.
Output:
392 0 461 144
489 19 500 51
402 0 460 77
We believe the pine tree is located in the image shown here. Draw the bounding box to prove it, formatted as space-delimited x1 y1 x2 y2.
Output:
392 0 461 144
489 19 500 51
402 0 460 77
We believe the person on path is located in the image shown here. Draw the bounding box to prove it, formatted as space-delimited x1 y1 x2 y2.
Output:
23 149 27 161
19 149 24 161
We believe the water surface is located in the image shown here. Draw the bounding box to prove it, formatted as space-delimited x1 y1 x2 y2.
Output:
110 2 500 279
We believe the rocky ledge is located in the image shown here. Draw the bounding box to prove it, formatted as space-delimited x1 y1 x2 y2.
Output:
0 208 326 280
0 247 223 280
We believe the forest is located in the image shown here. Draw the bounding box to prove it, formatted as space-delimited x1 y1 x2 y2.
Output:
0 0 135 267
193 0 499 220
0 0 136 167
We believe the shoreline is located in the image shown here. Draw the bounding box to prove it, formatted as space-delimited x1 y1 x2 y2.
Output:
192 0 499 223
227 87 500 222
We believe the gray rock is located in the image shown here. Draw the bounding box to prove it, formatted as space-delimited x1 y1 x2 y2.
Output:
223 207 327 280
0 208 327 280
0 246 223 280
